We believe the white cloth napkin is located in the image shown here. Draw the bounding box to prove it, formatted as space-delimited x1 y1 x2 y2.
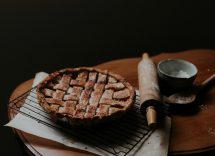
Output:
6 72 171 156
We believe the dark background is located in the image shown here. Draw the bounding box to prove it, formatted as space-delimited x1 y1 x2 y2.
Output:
1 0 215 155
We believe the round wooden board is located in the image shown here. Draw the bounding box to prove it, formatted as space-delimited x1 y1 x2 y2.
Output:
9 49 215 155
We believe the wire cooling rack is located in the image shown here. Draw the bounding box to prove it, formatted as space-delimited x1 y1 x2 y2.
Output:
8 87 152 156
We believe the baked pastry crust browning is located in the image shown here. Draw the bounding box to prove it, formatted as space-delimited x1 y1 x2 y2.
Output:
37 67 135 126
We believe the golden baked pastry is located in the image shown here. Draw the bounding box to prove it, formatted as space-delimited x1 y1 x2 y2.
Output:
37 67 135 126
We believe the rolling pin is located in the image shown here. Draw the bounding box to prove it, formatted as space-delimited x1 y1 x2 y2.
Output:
138 53 161 129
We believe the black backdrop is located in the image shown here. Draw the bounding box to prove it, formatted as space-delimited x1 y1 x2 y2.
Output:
1 1 215 155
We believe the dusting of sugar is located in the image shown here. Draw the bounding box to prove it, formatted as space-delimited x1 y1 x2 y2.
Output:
169 70 190 78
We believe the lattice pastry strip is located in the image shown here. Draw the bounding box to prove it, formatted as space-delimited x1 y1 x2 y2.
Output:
70 71 88 86
64 86 83 101
58 101 77 115
54 74 71 91
89 83 105 107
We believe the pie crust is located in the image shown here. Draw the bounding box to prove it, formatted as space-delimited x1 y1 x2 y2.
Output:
37 67 135 126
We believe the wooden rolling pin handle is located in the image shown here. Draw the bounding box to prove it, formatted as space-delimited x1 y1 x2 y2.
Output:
146 106 157 129
142 53 149 59
140 100 159 129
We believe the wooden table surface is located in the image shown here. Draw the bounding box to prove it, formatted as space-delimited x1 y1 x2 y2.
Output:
9 49 215 155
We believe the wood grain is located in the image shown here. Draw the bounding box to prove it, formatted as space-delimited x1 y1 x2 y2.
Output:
9 49 215 155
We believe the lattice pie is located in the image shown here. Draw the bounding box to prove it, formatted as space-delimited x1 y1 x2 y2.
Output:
37 67 135 126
